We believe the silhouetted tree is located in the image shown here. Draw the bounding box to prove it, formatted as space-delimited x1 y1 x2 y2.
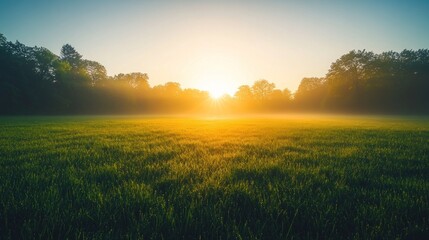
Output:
84 60 107 85
294 77 326 110
33 47 58 83
324 50 376 110
324 49 429 112
1 32 428 115
60 44 82 70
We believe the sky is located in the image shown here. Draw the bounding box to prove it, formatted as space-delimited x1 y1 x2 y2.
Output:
1 0 429 95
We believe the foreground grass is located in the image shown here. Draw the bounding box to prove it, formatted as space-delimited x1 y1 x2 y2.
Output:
0 115 428 239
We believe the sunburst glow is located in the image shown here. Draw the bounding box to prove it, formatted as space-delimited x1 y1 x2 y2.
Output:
202 73 236 99
191 52 247 99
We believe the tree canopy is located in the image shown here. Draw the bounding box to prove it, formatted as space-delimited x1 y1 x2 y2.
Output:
1 33 428 115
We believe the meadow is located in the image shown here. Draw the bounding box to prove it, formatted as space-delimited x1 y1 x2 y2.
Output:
0 115 428 239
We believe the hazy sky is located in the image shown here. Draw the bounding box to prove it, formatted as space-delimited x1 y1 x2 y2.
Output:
1 0 428 94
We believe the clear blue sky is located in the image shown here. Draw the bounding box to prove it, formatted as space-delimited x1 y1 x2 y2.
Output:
1 0 428 93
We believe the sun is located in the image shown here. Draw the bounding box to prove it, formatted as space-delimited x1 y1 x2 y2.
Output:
200 72 238 99
191 53 247 99
204 76 236 99
209 86 226 99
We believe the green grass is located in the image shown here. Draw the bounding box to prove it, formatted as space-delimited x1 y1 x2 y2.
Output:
0 115 428 239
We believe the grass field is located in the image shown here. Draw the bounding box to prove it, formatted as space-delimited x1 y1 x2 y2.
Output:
0 115 428 239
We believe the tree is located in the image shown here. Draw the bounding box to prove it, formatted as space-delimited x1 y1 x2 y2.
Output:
33 47 58 82
2 31 429 114
60 44 82 69
251 79 275 100
324 50 376 110
282 88 292 101
129 72 149 90
84 60 107 85
294 77 326 110
234 85 253 100
0 33 6 46
163 82 181 96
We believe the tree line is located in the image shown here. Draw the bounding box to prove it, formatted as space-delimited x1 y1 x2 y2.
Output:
1 33 428 114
